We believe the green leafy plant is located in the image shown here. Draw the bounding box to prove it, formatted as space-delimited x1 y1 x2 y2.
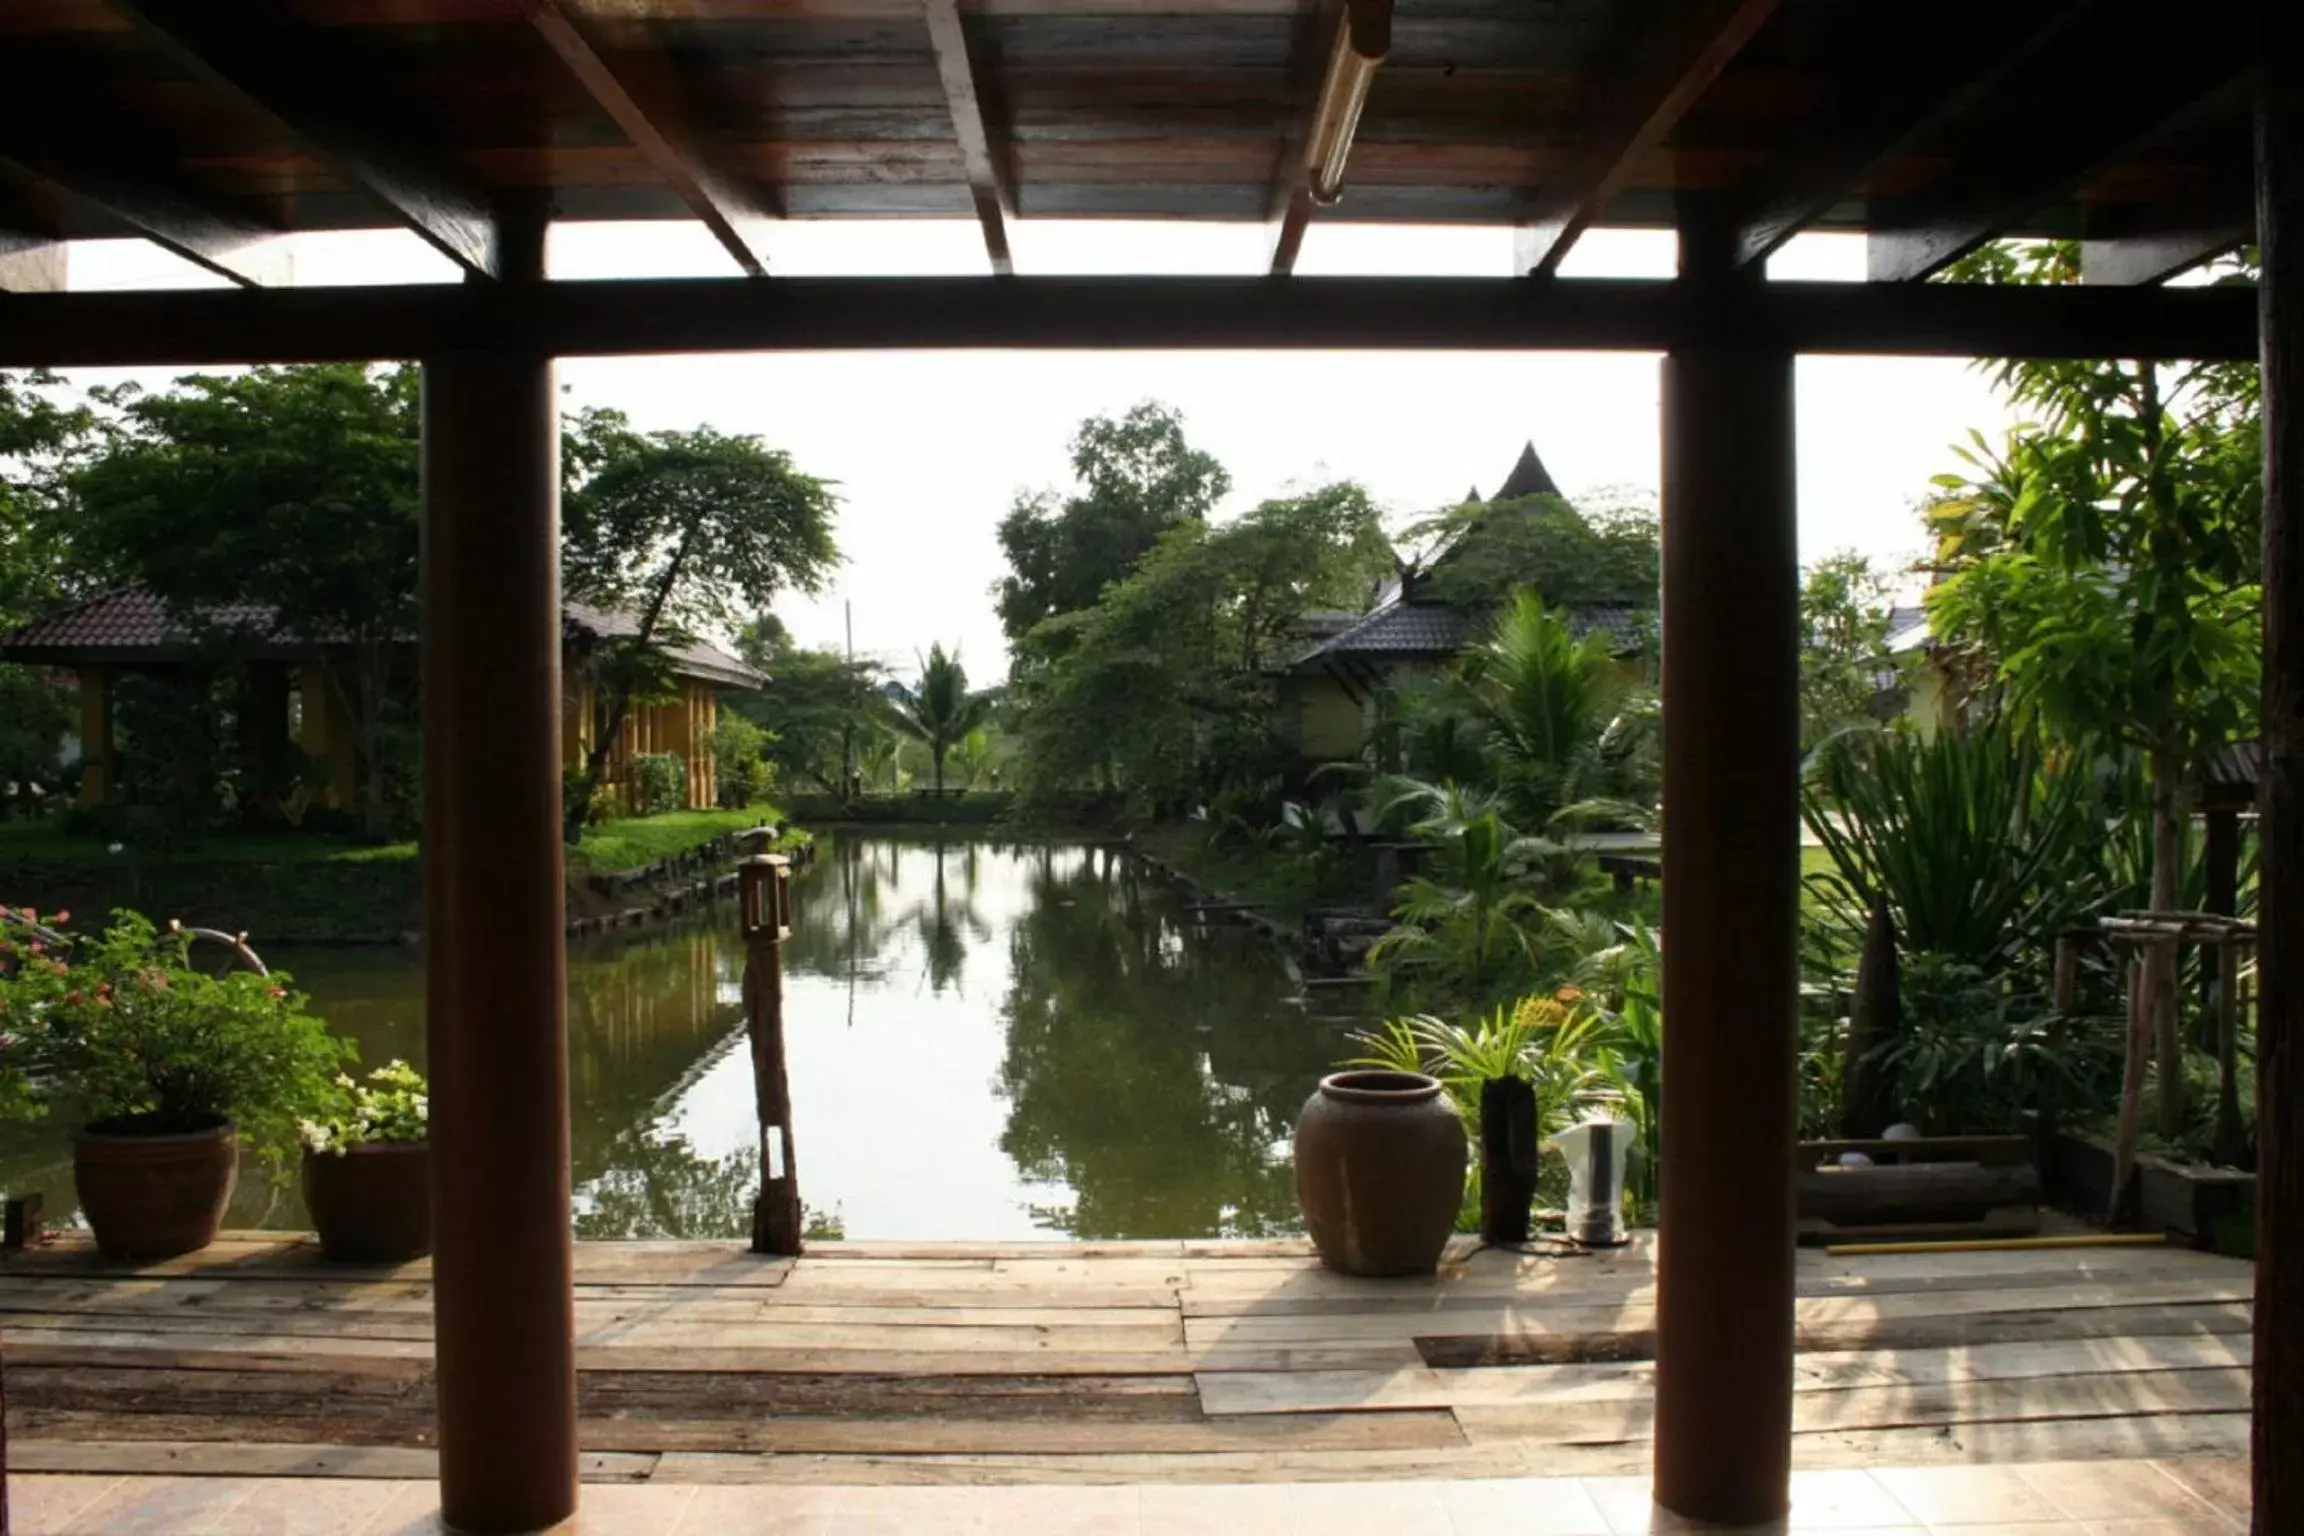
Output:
628 752 687 818
302 1059 428 1153
1803 716 2101 972
0 909 349 1166
889 643 993 797
710 713 774 808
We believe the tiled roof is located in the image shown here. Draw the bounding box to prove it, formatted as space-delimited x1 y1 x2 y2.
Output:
564 600 764 690
1491 441 1562 501
0 589 287 655
1288 597 1651 671
0 588 763 690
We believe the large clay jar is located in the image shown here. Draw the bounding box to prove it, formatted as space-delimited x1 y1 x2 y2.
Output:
1294 1070 1466 1276
73 1115 239 1263
302 1141 432 1264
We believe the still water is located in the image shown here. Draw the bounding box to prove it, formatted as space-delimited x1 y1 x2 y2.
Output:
0 838 1349 1240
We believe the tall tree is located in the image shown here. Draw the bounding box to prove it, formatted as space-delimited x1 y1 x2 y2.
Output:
71 366 421 835
889 643 991 796
1929 241 2261 1136
726 623 887 800
1014 482 1392 812
995 401 1231 662
1799 550 1904 749
0 371 95 809
561 410 840 838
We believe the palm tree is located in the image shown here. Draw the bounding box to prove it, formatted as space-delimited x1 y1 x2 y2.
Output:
890 643 992 797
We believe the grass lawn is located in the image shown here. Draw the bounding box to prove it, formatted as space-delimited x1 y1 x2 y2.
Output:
571 804 787 874
0 821 415 865
0 804 794 940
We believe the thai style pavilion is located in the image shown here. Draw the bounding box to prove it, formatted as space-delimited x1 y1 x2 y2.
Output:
1279 440 1651 764
0 0 2295 1530
0 589 759 815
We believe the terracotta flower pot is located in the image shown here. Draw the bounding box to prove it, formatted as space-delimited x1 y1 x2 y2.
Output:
302 1141 431 1264
73 1114 239 1263
1293 1070 1467 1277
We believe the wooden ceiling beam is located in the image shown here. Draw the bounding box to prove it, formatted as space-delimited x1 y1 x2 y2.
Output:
528 1 773 278
0 179 66 294
103 0 499 279
1515 0 1783 279
1865 25 2251 283
1729 0 2100 269
923 0 1013 276
2081 201 2253 286
0 137 289 288
0 274 2257 369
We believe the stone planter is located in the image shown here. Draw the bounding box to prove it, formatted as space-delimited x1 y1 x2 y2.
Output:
302 1140 431 1264
1294 1070 1466 1277
2044 1129 2256 1254
73 1115 238 1262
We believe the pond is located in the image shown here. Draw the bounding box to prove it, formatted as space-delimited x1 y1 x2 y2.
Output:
0 837 1356 1240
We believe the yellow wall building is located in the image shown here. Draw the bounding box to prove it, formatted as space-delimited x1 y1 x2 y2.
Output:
1 589 763 815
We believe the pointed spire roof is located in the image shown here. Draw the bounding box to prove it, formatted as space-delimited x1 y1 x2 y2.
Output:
1464 483 1484 505
1492 440 1560 501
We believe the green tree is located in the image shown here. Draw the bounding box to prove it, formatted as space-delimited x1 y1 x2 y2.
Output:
0 371 93 811
561 411 840 837
995 401 1231 662
1013 482 1393 813
1404 490 1660 612
1929 240 2261 1137
727 625 886 798
1800 550 1903 748
71 366 421 836
889 643 991 797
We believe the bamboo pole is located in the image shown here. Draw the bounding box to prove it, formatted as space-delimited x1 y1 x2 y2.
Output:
1826 1232 2168 1257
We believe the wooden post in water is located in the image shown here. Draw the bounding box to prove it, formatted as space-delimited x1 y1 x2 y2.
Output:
741 853 804 1255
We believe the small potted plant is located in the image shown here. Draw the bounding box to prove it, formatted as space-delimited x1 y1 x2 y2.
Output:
301 1060 431 1263
0 909 347 1261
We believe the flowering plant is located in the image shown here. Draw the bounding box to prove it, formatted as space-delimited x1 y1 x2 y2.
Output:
301 1060 429 1154
0 908 349 1166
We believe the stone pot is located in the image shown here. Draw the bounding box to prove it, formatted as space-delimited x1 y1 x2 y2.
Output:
73 1114 239 1263
1294 1069 1466 1276
302 1141 432 1264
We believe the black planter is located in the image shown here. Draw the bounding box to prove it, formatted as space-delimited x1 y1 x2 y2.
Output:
2043 1129 2256 1254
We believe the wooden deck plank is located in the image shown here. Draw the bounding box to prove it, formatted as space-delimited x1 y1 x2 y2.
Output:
0 1236 2257 1488
1196 1332 2255 1416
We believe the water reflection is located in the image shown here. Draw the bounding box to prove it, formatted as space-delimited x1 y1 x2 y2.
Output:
0 837 1344 1240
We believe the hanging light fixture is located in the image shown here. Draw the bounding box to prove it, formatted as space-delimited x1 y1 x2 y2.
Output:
1303 0 1391 206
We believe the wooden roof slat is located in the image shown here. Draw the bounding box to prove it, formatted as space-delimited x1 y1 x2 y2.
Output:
923 0 1013 275
103 0 500 279
528 1 775 277
1514 0 1784 279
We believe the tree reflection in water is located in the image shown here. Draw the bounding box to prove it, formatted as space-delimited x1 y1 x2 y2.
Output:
994 846 1332 1239
0 837 1340 1239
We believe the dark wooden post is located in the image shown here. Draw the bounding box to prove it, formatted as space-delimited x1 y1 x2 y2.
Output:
2256 10 2303 1525
1651 202 1800 1528
420 202 579 1534
742 853 804 1254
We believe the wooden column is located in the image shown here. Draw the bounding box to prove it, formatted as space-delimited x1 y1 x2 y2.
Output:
77 666 110 806
419 204 578 1535
1651 204 1800 1527
2256 11 2303 1527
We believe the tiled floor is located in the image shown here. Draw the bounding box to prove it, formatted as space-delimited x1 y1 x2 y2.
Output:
2 1459 2251 1535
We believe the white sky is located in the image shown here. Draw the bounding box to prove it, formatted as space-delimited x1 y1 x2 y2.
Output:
56 220 2017 678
